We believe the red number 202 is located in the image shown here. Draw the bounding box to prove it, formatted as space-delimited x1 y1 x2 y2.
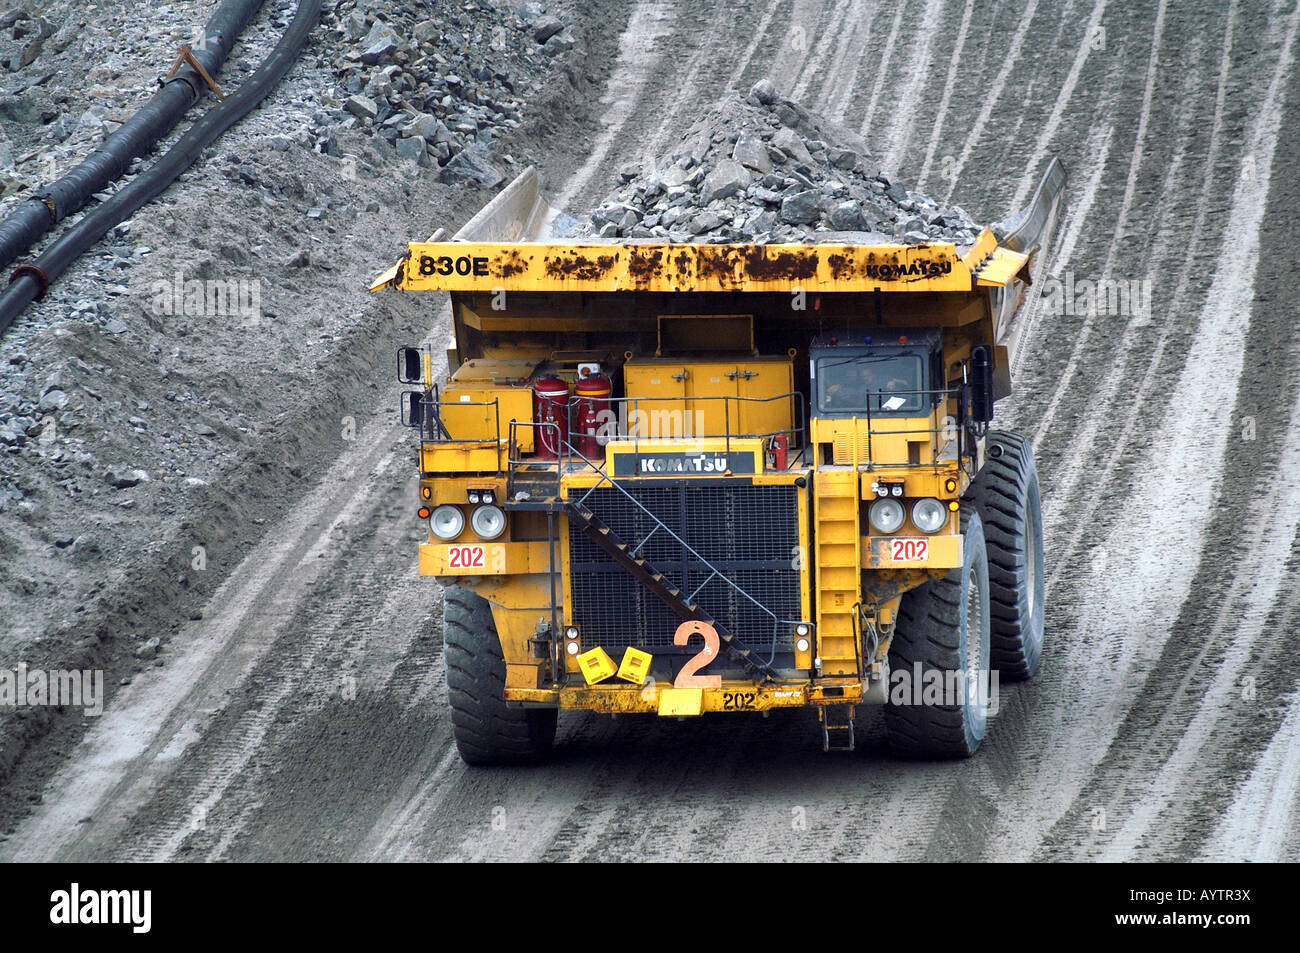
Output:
448 545 485 569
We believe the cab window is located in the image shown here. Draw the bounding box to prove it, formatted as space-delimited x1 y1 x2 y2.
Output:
817 355 925 414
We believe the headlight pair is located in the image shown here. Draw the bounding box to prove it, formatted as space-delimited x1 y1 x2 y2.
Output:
868 497 948 535
428 504 507 540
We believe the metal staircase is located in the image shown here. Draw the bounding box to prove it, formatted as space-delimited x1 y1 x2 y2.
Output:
820 704 856 751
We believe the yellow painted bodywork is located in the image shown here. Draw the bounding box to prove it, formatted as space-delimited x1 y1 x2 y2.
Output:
420 540 553 575
864 534 964 569
622 356 794 440
959 228 1031 286
506 679 864 713
466 574 556 693
374 240 994 295
657 688 704 716
421 441 506 474
420 474 507 505
440 358 537 451
813 412 947 468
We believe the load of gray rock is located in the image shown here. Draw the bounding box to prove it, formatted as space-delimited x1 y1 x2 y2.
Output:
577 81 980 246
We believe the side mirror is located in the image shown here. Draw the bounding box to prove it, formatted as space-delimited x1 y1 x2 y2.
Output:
970 346 995 423
401 390 425 428
397 347 423 385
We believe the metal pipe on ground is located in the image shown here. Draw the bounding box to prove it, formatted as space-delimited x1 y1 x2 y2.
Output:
0 0 266 272
0 0 320 338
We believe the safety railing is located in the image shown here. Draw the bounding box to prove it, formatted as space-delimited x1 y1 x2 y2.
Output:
817 385 978 472
410 379 979 478
505 419 565 503
406 384 506 475
616 391 808 459
410 388 806 463
513 390 809 475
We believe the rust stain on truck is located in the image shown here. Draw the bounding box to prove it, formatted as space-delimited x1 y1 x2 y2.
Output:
545 252 618 281
626 246 664 284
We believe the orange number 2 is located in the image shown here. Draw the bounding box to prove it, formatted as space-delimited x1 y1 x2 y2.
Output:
673 620 722 689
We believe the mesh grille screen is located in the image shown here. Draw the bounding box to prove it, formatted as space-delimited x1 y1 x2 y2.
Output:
569 483 802 654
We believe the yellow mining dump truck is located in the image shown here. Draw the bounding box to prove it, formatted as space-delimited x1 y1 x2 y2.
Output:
372 160 1065 762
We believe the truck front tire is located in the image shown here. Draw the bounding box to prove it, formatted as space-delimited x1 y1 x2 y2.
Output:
444 585 556 765
883 510 992 758
966 429 1045 680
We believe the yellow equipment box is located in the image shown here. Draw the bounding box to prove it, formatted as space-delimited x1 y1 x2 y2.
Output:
623 355 794 440
440 358 538 451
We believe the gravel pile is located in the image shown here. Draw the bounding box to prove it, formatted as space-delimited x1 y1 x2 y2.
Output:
0 1 581 207
0 0 598 674
330 0 578 187
0 0 588 465
577 81 981 246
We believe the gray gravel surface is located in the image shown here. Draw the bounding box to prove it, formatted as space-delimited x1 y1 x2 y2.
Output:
3 0 1300 863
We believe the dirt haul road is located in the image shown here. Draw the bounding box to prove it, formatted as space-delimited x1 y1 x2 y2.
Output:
4 0 1300 862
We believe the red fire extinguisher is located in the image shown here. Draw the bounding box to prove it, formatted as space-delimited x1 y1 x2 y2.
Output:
532 377 570 460
573 375 611 461
767 433 788 470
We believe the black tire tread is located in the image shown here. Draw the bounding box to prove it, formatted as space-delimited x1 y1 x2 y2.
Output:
443 586 556 765
964 429 1044 680
883 510 988 759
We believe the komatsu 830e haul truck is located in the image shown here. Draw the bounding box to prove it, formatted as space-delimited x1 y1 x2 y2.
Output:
372 159 1064 763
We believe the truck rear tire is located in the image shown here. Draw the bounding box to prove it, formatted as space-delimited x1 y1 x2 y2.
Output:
965 429 1045 681
443 585 556 765
883 510 992 758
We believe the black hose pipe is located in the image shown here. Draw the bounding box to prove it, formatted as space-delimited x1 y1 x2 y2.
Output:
0 0 320 337
0 0 266 271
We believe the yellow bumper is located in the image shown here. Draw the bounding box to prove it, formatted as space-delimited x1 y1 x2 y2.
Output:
505 679 864 715
863 532 964 569
419 540 553 576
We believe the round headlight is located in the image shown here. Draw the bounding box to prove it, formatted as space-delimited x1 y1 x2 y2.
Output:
911 498 947 534
470 504 507 540
869 498 906 534
429 505 465 540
